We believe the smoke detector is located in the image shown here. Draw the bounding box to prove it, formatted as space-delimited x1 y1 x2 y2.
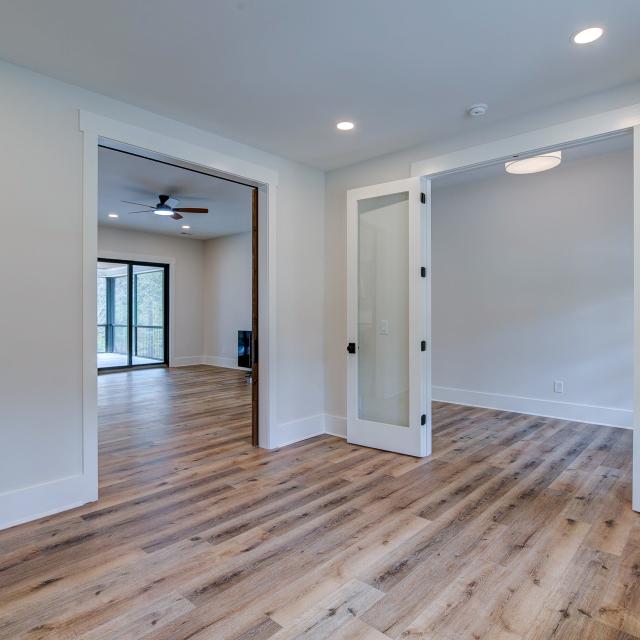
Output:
467 103 488 117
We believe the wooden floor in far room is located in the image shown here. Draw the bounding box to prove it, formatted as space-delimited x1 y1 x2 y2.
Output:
0 365 638 639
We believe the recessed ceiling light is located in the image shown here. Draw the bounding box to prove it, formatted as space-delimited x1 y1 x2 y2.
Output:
107 212 119 219
337 121 355 131
181 225 191 230
505 150 562 175
572 26 603 44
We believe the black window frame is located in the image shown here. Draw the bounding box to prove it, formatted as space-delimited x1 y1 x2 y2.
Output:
97 258 170 371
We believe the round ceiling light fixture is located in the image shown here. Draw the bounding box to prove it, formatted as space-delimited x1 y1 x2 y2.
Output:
467 103 488 117
107 212 119 218
336 121 355 131
572 26 603 44
505 150 562 175
154 204 173 216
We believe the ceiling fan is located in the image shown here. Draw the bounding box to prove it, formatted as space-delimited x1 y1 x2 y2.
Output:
122 194 208 221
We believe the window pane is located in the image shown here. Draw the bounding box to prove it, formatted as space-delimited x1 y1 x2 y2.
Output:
97 277 107 324
133 266 164 362
113 276 128 325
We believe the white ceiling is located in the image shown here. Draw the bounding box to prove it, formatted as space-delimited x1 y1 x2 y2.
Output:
432 132 633 189
98 146 253 239
0 1 639 170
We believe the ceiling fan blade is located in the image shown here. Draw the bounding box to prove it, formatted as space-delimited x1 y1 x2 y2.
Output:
171 212 183 220
127 210 153 214
173 207 208 214
121 200 153 208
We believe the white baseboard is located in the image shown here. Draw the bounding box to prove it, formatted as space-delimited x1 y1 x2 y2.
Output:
170 355 250 371
0 474 96 531
171 355 204 367
432 386 633 429
202 355 251 371
270 413 326 449
325 414 347 438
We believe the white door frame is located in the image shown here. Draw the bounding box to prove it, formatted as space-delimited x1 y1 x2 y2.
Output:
80 111 279 503
411 103 640 512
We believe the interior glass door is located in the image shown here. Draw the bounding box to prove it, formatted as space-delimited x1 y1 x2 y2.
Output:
347 177 431 456
133 264 165 365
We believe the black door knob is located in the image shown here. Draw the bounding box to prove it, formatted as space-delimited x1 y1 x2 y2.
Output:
347 342 356 354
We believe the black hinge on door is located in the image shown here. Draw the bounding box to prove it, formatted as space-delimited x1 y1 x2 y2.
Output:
420 192 426 204
421 414 427 426
420 266 426 278
347 342 356 354
421 340 427 351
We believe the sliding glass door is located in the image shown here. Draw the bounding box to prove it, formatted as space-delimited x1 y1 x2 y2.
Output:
132 264 166 365
97 259 168 370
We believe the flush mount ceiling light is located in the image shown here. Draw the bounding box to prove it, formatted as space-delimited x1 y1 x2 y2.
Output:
107 212 119 218
181 225 191 230
572 26 604 44
505 150 562 175
336 121 355 131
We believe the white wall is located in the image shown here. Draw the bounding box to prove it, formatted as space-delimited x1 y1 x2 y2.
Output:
431 148 633 426
325 82 640 425
203 233 252 368
0 59 324 527
98 226 205 364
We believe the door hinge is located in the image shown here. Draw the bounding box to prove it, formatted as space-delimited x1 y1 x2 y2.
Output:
420 192 426 204
347 342 356 354
421 414 427 426
421 340 427 351
420 266 426 278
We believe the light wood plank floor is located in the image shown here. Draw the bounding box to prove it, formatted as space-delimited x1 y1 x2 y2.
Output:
0 365 638 639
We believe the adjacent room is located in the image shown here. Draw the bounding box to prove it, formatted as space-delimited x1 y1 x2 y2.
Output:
430 134 634 431
97 145 257 460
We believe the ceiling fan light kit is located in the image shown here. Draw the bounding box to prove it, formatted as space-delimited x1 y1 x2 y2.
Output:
122 194 209 226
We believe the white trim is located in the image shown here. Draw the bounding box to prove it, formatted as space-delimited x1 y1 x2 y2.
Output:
202 355 251 371
325 414 347 438
411 102 640 178
172 356 205 367
67 110 278 529
432 386 633 430
634 125 640 512
271 414 326 449
0 475 92 531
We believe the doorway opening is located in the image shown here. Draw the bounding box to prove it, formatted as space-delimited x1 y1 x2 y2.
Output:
96 140 260 464
97 258 169 370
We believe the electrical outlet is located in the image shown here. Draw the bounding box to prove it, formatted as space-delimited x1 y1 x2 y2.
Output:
553 380 564 394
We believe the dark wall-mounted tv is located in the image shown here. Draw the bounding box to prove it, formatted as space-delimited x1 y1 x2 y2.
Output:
238 330 252 368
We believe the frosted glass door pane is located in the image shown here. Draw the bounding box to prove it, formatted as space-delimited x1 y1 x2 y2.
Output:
358 192 409 427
